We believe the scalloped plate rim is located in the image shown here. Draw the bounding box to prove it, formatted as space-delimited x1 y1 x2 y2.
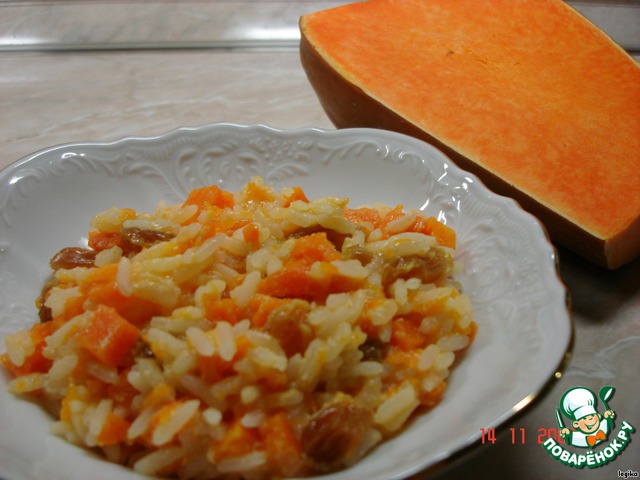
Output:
0 122 572 480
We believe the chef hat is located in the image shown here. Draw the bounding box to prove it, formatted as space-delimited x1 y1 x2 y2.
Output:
561 387 597 421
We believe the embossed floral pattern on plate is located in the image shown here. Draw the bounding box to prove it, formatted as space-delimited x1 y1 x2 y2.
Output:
0 123 572 480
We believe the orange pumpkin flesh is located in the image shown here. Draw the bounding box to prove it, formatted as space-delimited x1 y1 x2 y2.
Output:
300 0 640 269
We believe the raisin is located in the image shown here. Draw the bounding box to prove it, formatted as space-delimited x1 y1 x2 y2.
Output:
301 398 374 471
359 337 388 362
342 244 375 265
49 247 97 270
265 299 312 357
381 247 451 287
120 227 175 254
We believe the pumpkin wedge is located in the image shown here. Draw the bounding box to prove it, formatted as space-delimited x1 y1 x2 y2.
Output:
300 0 640 269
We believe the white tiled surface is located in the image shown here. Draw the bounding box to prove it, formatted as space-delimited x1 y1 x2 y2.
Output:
1 2 639 480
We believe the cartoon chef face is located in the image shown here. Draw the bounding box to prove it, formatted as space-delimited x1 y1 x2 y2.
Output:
560 387 602 433
573 413 601 434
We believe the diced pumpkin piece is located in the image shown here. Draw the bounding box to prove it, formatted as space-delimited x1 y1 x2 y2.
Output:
260 412 305 477
80 263 161 327
390 318 431 351
284 186 310 207
211 419 261 460
97 412 131 446
290 232 342 264
78 304 140 367
1 322 55 377
258 262 325 300
184 184 234 214
411 216 456 249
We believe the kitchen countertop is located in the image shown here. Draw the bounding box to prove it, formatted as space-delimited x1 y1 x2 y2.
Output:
1 2 639 480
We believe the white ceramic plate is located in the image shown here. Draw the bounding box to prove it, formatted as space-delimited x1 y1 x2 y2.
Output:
0 123 572 480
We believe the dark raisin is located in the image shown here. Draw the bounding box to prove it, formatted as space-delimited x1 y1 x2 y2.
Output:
381 247 451 287
342 245 375 266
265 299 312 357
359 337 388 362
301 398 374 471
121 227 175 249
49 247 97 270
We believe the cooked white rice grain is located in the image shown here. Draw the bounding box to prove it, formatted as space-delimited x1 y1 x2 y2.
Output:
318 214 356 235
165 350 197 379
45 286 81 319
232 319 251 335
180 374 220 408
151 308 208 334
248 346 287 372
210 375 244 404
418 344 439 371
367 299 398 326
51 420 82 445
128 358 165 393
130 271 181 310
354 428 383 463
162 203 198 227
379 324 393 343
46 354 79 394
85 361 119 384
454 295 474 329
245 247 273 273
202 407 223 426
434 350 456 371
194 279 227 308
53 266 90 284
438 334 470 352
230 270 261 307
342 361 385 378
43 310 89 355
367 228 383 242
266 388 304 409
240 385 261 405
144 328 186 362
122 218 177 235
213 322 236 362
342 228 367 249
220 235 252 257
384 211 417 234
422 372 446 393
7 373 46 394
413 286 453 306
266 256 284 276
115 255 133 297
89 206 128 233
374 383 419 432
94 245 123 267
134 445 184 476
4 330 34 367
296 339 326 391
128 407 157 440
390 279 410 310
240 410 265 428
187 327 215 357
131 239 180 262
216 451 267 474
89 398 113 439
151 399 200 446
